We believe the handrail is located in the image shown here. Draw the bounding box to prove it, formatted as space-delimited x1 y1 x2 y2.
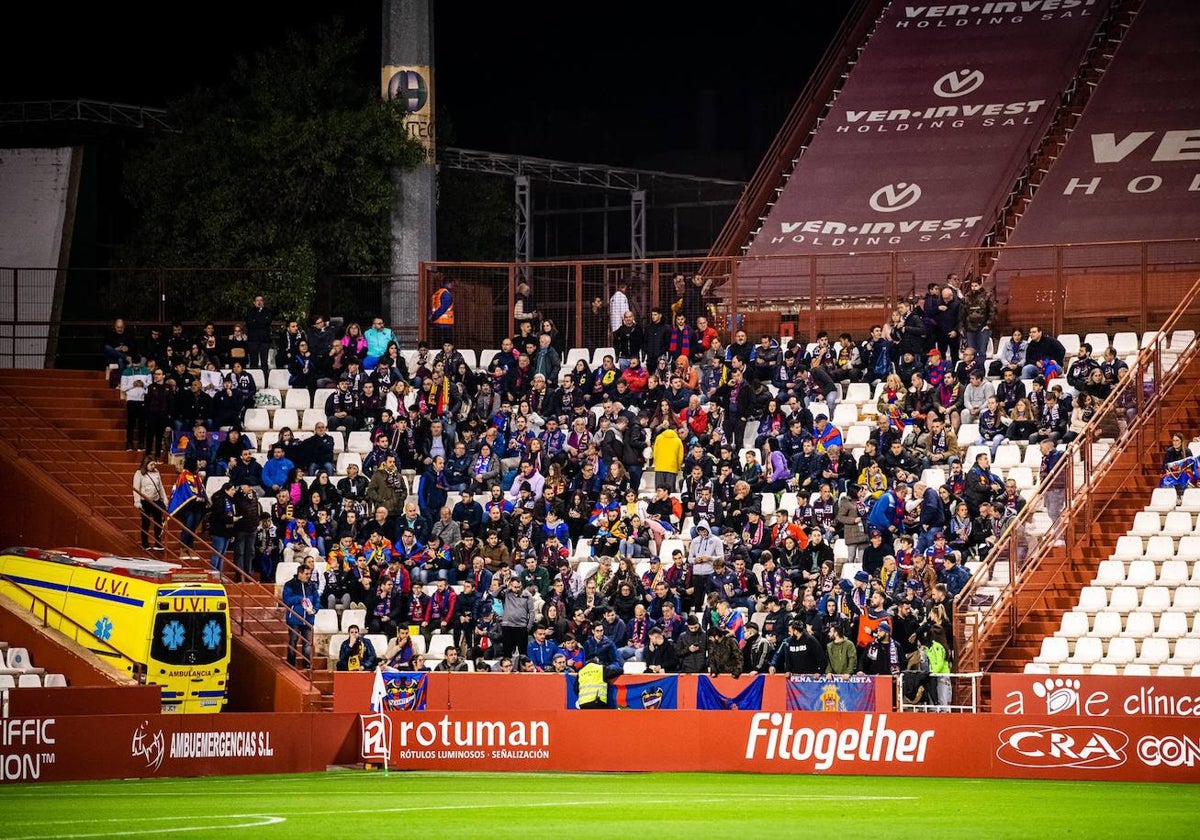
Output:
0 571 139 677
954 272 1200 674
0 381 323 697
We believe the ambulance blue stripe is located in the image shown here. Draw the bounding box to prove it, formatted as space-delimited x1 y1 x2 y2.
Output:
5 574 145 607
196 690 226 697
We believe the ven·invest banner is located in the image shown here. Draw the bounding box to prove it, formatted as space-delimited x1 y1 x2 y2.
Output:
745 0 1109 268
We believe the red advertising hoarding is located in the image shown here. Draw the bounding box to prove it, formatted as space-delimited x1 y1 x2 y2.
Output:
743 0 1108 280
991 673 1200 718
357 709 1200 782
1006 0 1200 246
0 713 358 783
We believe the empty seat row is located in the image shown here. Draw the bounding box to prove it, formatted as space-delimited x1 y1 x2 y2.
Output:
1025 662 1200 677
1110 535 1200 562
1092 559 1200 588
1076 585 1200 614
0 673 64 689
1034 635 1200 667
1056 609 1200 641
1130 510 1200 537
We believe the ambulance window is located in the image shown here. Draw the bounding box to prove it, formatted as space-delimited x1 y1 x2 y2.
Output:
150 612 227 665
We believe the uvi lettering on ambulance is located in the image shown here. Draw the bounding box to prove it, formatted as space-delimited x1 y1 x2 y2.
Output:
745 713 934 769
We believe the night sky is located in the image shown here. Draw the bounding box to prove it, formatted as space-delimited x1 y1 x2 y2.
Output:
2 3 852 179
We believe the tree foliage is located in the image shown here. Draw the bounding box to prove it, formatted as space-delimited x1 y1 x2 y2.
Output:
116 19 425 321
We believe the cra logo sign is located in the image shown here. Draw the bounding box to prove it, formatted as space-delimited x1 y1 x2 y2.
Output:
996 725 1128 770
934 69 984 98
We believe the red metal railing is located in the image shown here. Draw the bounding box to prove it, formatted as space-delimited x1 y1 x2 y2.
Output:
954 272 1200 674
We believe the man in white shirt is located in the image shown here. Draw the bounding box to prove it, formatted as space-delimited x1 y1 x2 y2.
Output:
609 279 630 335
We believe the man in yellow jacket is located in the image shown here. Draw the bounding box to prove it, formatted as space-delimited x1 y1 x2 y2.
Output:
652 427 684 492
575 658 608 709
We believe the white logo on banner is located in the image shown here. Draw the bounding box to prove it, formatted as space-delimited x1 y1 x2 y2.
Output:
360 713 393 764
131 721 166 773
934 69 985 98
869 182 922 213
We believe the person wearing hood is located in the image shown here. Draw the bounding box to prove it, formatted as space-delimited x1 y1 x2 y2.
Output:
687 519 723 611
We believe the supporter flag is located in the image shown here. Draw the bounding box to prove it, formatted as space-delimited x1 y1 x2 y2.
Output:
785 675 876 712
696 675 764 710
381 672 427 711
616 676 678 710
815 424 843 454
167 476 201 516
722 611 745 649
369 667 387 713
1161 457 1200 490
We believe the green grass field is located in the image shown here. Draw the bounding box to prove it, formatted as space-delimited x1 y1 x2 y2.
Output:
1 771 1197 839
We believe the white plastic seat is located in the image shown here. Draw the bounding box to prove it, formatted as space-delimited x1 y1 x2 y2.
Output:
1179 488 1200 513
1177 537 1200 562
272 408 299 430
1169 330 1195 351
427 633 456 658
778 492 799 513
1144 536 1175 562
1136 637 1171 666
1034 636 1069 664
1022 445 1044 469
1007 467 1034 490
478 349 499 371
1089 663 1119 675
313 609 340 635
1112 332 1138 356
1087 611 1122 640
339 609 367 631
994 445 1021 469
243 408 271 432
1057 663 1087 675
1122 663 1151 676
1139 586 1172 613
591 347 617 368
845 382 872 404
623 661 648 675
1024 662 1052 674
4 648 40 673
658 538 685 560
457 349 477 370
1169 587 1200 613
1129 511 1162 537
1070 636 1103 665
248 369 266 390
346 431 374 454
832 403 858 428
1154 611 1189 640
1092 560 1125 587
1169 638 1200 666
1157 560 1189 587
1077 586 1108 613
1120 611 1155 640
1107 586 1139 613
336 452 363 474
840 562 862 582
1146 487 1180 513
1154 663 1185 676
284 389 311 409
43 673 67 687
258 497 274 515
958 423 979 446
1057 334 1081 356
274 562 300 592
920 468 946 489
1125 560 1158 588
267 369 292 390
1100 637 1136 666
17 674 41 688
760 493 777 516
1162 511 1194 537
312 388 336 412
1055 611 1089 640
1081 333 1108 354
302 408 330 432
1111 535 1143 560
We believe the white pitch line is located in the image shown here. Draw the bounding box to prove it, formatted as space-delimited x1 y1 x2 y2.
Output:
3 815 285 840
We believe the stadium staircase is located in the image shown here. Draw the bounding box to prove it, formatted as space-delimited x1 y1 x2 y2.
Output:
956 282 1200 696
0 369 333 710
982 0 1145 251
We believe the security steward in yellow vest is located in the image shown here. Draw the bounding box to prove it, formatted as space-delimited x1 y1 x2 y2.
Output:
575 658 608 709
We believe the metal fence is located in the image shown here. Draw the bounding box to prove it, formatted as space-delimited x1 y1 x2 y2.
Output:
421 238 1200 354
2 238 1198 369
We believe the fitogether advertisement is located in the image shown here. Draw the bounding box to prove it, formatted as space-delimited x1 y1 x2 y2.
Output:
358 709 1200 781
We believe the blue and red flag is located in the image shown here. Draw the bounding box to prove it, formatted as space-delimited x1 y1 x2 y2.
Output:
696 675 764 710
616 676 678 710
380 672 427 711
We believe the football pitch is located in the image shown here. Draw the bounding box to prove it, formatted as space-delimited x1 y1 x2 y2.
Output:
1 771 1197 839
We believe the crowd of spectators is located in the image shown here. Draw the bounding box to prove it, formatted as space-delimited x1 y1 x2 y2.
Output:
108 274 1123 687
